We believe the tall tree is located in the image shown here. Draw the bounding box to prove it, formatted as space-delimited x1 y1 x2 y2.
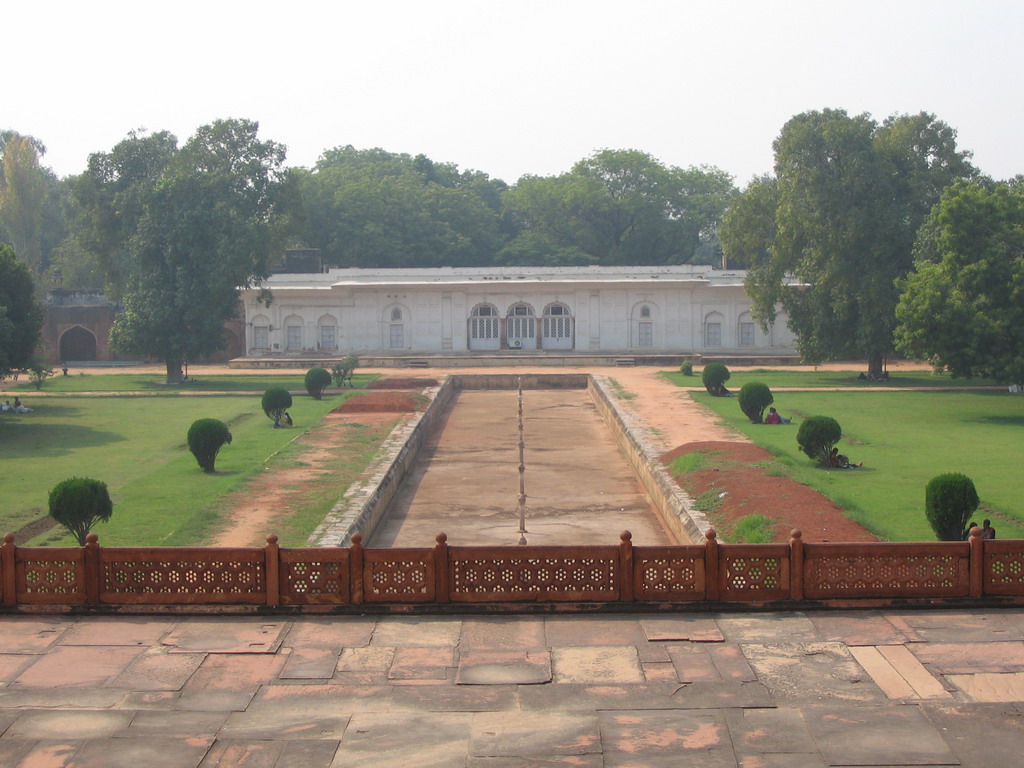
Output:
295 146 507 267
0 244 43 378
82 120 287 383
503 150 735 266
721 109 974 375
71 130 178 297
0 132 49 275
895 180 1024 384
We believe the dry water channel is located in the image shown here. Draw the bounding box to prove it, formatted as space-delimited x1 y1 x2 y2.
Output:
366 388 674 548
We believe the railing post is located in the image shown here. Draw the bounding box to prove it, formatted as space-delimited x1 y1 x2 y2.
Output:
789 529 804 602
969 526 984 598
2 534 16 607
618 531 634 603
350 533 364 605
705 528 719 601
84 533 100 605
434 532 450 603
265 535 280 608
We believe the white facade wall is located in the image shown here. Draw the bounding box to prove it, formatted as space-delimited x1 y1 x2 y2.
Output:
240 266 797 357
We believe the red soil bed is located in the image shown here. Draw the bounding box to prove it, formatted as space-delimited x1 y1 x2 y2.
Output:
367 377 439 389
662 440 876 543
335 391 420 413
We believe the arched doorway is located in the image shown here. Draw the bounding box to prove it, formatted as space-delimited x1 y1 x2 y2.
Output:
541 302 574 350
59 326 98 361
505 303 536 350
468 303 500 351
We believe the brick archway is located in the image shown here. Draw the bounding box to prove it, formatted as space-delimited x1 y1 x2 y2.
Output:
59 326 98 361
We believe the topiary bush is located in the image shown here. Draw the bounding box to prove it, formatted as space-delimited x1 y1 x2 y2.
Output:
701 363 730 395
738 382 774 423
262 387 293 427
332 353 359 387
187 418 232 473
796 415 842 466
48 477 113 546
680 360 694 376
305 367 332 400
925 473 979 541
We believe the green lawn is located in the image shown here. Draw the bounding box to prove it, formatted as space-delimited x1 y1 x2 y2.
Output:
9 372 377 393
0 390 366 546
662 369 1004 390
692 388 1024 541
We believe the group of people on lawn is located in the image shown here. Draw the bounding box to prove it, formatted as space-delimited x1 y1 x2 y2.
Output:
0 397 32 414
764 406 863 468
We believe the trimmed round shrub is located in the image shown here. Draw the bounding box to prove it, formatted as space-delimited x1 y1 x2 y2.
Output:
305 367 332 400
796 415 842 466
680 360 694 376
187 418 232 473
48 477 113 546
925 473 979 541
701 363 731 395
262 387 293 425
738 382 774 423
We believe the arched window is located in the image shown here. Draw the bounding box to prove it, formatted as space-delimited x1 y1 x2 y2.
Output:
738 311 755 347
391 307 403 322
506 303 536 348
284 314 304 350
318 314 338 350
542 302 572 341
470 303 499 340
251 314 271 350
640 305 651 319
704 312 724 347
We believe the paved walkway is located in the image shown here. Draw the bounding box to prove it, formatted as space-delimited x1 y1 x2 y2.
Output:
2 608 1024 767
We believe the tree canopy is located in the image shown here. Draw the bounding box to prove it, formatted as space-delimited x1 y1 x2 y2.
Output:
77 120 288 382
0 243 43 377
895 180 1024 384
721 109 975 374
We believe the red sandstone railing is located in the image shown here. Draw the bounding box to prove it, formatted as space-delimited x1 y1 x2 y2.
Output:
2 529 1022 612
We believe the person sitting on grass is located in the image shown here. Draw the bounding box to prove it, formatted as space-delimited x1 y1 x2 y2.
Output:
829 447 862 468
765 407 791 424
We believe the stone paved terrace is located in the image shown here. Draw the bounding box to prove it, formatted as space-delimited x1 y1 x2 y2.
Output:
2 609 1024 767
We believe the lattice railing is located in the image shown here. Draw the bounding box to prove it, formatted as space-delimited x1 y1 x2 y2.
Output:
1 529 1022 611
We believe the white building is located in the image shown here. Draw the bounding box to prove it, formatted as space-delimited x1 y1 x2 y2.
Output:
238 265 797 359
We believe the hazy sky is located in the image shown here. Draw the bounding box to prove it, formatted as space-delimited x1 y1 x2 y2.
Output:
7 0 1023 186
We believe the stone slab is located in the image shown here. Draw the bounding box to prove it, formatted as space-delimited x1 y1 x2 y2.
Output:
57 617 177 647
715 614 819 644
274 740 343 768
641 615 724 642
0 739 80 768
807 611 910 646
466 756 603 767
803 705 958 766
71 738 212 768
519 681 773 711
333 647 396 684
283 618 376 649
109 648 206 691
725 707 818 755
876 645 951 699
946 672 1024 702
369 617 461 648
911 641 1024 674
456 650 552 685
390 684 517 713
388 646 454 680
111 709 226 740
460 618 547 650
922 702 1024 767
182 653 286 692
884 610 1024 643
742 642 886 704
162 619 287 653
0 617 72 653
11 646 143 688
544 617 650 648
330 712 472 768
599 710 730 757
280 647 340 680
5 709 134 739
551 646 643 684
0 653 34 685
199 741 283 768
248 684 392 716
470 711 601 757
849 646 917 700
220 709 351 740
668 643 756 683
